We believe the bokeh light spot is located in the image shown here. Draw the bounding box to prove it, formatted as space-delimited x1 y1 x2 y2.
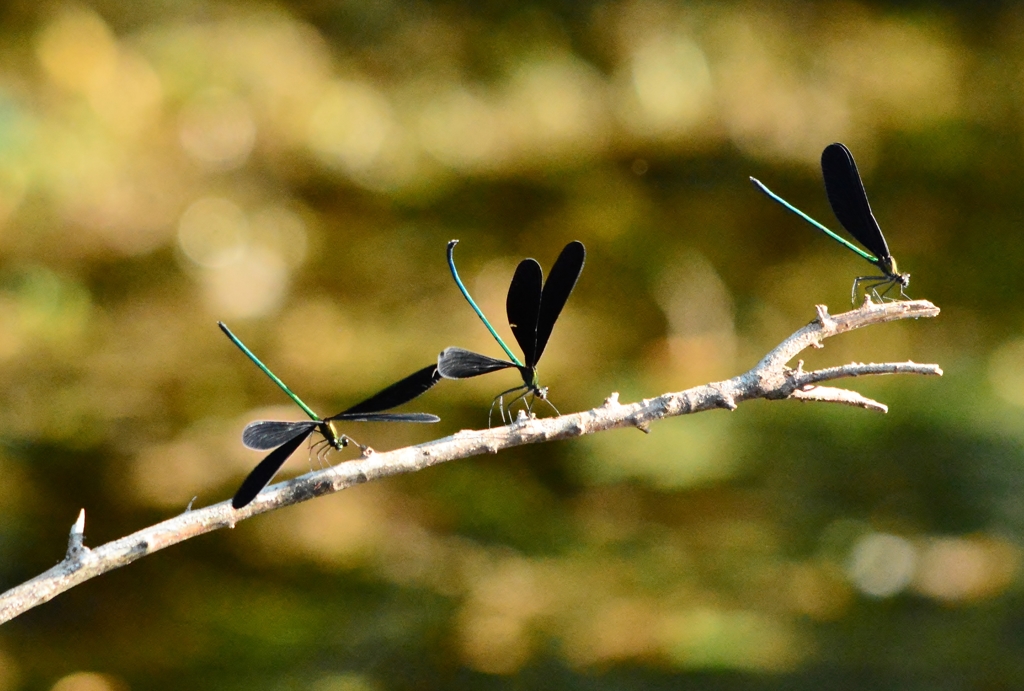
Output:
418 88 498 170
629 34 712 133
179 88 257 169
88 50 163 136
568 598 661 664
201 246 289 318
50 672 126 691
847 532 916 598
914 536 1018 602
36 8 118 92
504 57 610 161
311 673 379 691
660 608 801 671
178 196 248 268
308 80 394 173
249 204 308 269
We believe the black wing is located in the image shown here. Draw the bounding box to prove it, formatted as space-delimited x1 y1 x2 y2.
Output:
232 427 313 509
242 420 318 450
820 143 890 261
330 412 439 423
437 347 517 379
340 364 441 416
506 259 543 367
534 241 585 366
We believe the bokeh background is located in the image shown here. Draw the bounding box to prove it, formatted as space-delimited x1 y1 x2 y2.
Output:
0 0 1021 689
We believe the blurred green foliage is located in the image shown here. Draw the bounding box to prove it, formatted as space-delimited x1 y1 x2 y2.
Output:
0 0 1023 689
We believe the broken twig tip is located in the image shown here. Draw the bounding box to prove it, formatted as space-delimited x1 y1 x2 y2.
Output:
66 509 88 560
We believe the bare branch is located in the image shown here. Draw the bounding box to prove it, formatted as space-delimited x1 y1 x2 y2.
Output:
0 299 941 625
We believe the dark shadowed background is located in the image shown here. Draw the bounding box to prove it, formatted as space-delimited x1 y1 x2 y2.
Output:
0 1 1021 689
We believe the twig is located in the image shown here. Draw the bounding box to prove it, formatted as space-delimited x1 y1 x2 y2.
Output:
0 299 941 624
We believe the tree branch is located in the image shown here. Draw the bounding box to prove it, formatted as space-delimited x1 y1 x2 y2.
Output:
0 299 941 624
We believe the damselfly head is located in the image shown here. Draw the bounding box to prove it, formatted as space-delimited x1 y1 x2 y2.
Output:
890 259 910 289
323 421 350 450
